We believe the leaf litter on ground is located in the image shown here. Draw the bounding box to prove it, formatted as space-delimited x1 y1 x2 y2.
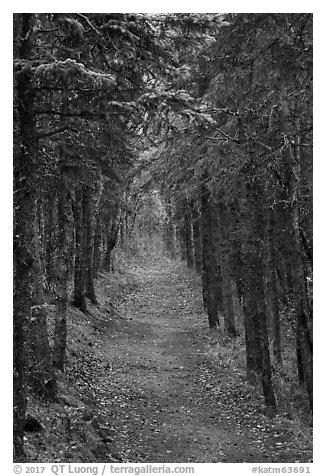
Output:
25 258 312 463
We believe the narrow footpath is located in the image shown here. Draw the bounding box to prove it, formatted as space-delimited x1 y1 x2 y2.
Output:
87 259 312 463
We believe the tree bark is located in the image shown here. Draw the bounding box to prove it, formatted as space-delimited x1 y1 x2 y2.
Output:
191 202 202 274
296 332 305 384
44 193 57 287
14 14 58 458
177 221 187 261
73 187 87 312
14 15 35 454
184 199 195 269
217 200 238 337
26 217 58 399
242 166 277 410
264 208 282 364
93 209 104 278
200 183 220 328
278 88 313 410
243 238 277 409
243 273 263 384
103 203 120 272
53 184 73 371
84 187 98 303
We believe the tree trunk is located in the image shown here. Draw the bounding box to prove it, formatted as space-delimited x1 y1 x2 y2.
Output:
165 220 177 259
259 294 278 410
184 199 195 269
285 259 294 301
270 266 282 365
104 207 120 272
26 216 58 398
243 235 276 409
13 184 32 460
177 221 187 261
278 88 313 410
296 332 305 384
191 202 202 274
93 210 103 278
217 200 238 337
53 184 73 371
242 166 277 410
264 207 282 364
84 188 97 303
37 196 48 289
292 214 313 410
201 183 220 328
14 14 57 458
73 187 87 312
44 193 56 286
229 237 245 312
13 16 35 457
243 276 263 384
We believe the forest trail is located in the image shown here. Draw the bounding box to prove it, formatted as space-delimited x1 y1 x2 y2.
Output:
14 13 313 465
86 259 311 463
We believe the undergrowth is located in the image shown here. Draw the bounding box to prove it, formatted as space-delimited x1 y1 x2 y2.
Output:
22 250 312 462
205 323 312 450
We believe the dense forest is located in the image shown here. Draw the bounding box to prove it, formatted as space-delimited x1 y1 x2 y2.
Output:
13 13 312 463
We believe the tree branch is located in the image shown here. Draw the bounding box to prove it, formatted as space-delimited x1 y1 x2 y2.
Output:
36 126 70 141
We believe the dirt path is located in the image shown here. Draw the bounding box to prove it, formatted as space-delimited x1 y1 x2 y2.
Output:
89 260 311 463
